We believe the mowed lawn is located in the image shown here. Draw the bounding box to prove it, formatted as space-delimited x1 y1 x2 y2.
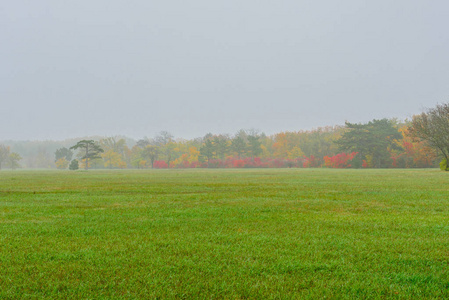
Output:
0 169 448 299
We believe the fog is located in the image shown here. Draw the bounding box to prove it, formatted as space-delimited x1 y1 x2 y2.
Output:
1 0 448 141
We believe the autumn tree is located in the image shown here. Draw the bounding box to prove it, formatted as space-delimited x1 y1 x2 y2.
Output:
142 145 159 168
155 131 176 167
100 137 127 168
7 152 22 170
55 158 70 169
395 125 437 168
100 137 124 151
172 146 201 168
272 132 304 159
0 145 22 170
408 103 449 170
132 138 155 168
162 142 177 167
54 147 73 169
272 132 288 158
170 138 202 168
102 150 126 169
70 140 104 170
130 145 144 168
100 137 127 156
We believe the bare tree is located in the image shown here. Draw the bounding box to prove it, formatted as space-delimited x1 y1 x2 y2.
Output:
155 131 175 167
408 103 449 170
142 145 159 168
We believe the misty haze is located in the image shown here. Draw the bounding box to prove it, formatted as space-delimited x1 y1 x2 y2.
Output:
2 1 448 142
1 1 449 298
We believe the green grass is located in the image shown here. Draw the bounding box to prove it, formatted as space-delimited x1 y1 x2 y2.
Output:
0 168 448 299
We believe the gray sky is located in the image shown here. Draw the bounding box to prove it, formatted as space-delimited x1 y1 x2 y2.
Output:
1 0 449 141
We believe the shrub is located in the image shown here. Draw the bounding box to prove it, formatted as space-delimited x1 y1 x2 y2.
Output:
69 159 79 170
153 161 168 169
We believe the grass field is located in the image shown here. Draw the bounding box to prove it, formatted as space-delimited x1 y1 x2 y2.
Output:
1 169 448 299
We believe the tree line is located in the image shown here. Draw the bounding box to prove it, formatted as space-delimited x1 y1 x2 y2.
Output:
2 103 449 171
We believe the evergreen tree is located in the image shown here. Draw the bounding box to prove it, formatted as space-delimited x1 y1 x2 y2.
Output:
55 147 73 162
336 119 402 168
69 159 79 170
70 140 104 170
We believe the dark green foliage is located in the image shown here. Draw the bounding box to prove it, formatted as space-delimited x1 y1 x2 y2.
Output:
213 135 229 160
231 136 247 158
70 140 104 170
54 147 73 162
336 119 402 168
68 159 79 170
200 139 214 162
136 138 150 148
350 153 363 168
248 135 262 157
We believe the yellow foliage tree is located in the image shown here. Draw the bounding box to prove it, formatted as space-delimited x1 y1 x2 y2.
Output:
272 132 289 158
55 158 69 169
287 146 304 159
188 147 200 163
399 126 437 167
102 150 126 169
79 158 91 170
364 154 373 168
139 160 147 168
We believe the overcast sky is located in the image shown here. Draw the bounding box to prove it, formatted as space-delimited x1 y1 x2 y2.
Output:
1 0 448 141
